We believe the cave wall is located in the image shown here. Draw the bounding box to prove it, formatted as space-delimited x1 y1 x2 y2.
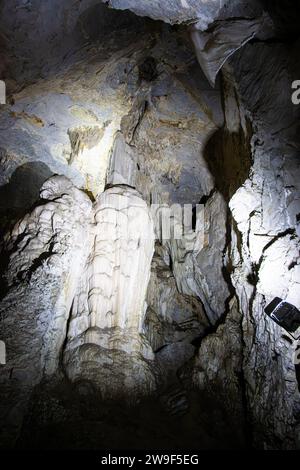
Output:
0 0 148 87
0 0 299 450
193 38 300 448
0 13 230 447
230 40 300 448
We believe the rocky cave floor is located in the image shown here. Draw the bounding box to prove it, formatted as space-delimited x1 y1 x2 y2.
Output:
16 381 246 450
0 1 300 450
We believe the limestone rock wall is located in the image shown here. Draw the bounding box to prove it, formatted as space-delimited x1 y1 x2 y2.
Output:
102 0 262 27
229 42 300 448
0 0 300 450
0 176 157 444
191 40 300 448
0 176 93 447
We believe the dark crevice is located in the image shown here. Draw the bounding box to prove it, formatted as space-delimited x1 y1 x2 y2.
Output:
247 263 259 286
199 76 256 447
138 56 158 82
198 188 215 205
288 261 298 271
154 344 168 354
58 298 75 379
0 231 28 301
82 188 96 202
104 183 136 191
259 228 295 259
237 300 254 449
22 240 56 282
246 228 296 330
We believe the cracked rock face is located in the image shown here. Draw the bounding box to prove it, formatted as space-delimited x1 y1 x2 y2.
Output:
0 0 300 451
0 176 93 447
102 0 262 27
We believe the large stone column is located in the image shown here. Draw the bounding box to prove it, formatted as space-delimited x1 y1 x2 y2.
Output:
64 185 156 400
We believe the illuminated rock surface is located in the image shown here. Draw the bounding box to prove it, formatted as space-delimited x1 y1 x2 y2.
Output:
64 185 156 398
0 176 93 447
0 0 300 451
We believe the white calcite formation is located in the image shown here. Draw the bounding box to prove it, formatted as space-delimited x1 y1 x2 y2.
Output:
0 176 93 447
106 132 137 187
0 0 300 451
194 42 300 448
0 177 157 445
64 185 156 399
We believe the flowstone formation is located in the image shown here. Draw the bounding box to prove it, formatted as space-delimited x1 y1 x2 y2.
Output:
0 175 157 444
64 185 156 399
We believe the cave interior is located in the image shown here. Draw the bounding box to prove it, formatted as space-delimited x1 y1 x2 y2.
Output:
0 0 300 451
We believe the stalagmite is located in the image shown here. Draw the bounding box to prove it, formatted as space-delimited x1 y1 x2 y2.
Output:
64 185 156 398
